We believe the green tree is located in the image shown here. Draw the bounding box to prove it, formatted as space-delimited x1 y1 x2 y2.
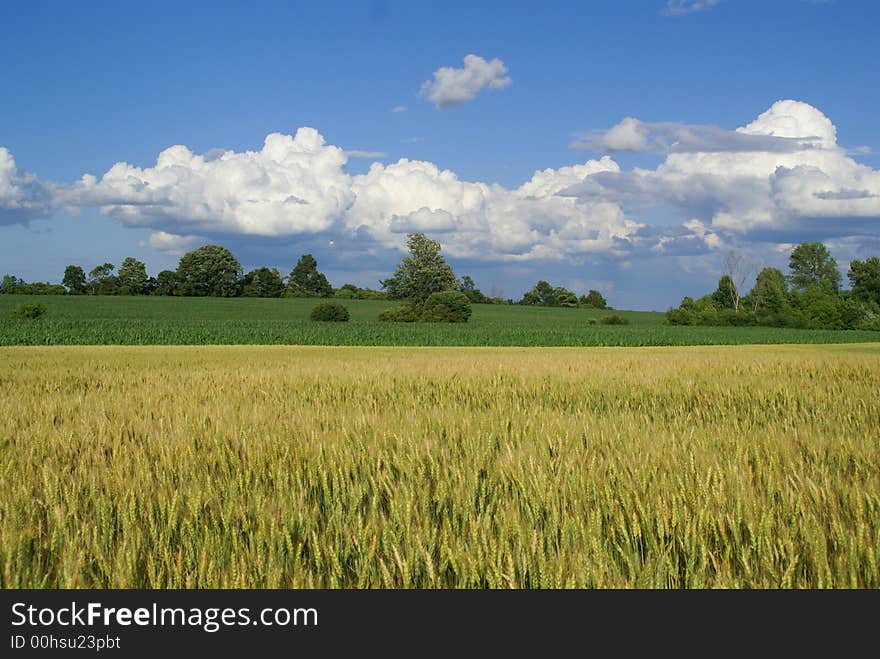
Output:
788 242 841 292
458 275 489 303
712 275 738 310
88 263 118 295
176 245 243 297
848 256 880 306
380 234 458 305
287 254 332 297
62 265 87 294
749 267 789 314
520 280 556 306
553 286 578 307
117 257 149 295
579 289 608 309
243 267 285 297
1 274 23 294
154 270 179 296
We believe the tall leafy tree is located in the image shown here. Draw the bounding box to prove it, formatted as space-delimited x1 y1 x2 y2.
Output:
520 280 556 306
154 270 180 296
1 274 22 294
579 289 607 309
788 242 841 292
749 267 789 314
88 263 118 295
62 265 87 294
287 254 333 297
380 234 458 305
117 257 149 295
176 245 243 297
243 267 285 297
848 256 880 306
712 275 738 310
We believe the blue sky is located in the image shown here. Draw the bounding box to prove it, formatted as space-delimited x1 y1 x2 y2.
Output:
2 0 879 309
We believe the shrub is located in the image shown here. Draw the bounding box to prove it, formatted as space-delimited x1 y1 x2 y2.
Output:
600 314 629 325
378 305 420 322
10 301 47 320
421 290 472 322
309 302 350 322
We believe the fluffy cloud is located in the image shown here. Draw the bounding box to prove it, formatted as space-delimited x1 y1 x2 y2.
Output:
0 147 51 224
59 128 354 237
16 98 880 273
567 100 880 239
60 127 638 262
347 156 638 260
419 55 511 109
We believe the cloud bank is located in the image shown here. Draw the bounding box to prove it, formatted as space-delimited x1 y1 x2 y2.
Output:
419 54 511 109
4 99 879 277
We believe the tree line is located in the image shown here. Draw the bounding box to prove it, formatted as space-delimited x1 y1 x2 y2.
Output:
0 248 386 300
1 235 613 312
667 242 880 331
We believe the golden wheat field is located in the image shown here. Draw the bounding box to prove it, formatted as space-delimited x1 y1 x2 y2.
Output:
1 344 878 588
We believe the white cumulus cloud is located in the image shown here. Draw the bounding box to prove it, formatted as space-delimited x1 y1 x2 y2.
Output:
347 156 638 260
59 127 355 237
567 100 880 238
0 147 52 224
419 54 511 109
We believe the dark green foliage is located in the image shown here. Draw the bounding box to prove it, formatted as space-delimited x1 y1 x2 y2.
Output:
287 254 333 298
0 276 66 295
420 290 472 322
9 301 46 319
62 265 87 294
793 287 844 329
554 287 578 307
848 257 880 306
520 280 555 306
520 281 578 307
579 290 608 309
788 242 841 292
176 245 243 297
88 263 118 296
378 305 421 322
380 233 459 305
243 267 285 298
310 302 350 322
333 283 387 300
153 270 179 296
117 257 149 295
600 314 629 325
712 275 738 310
748 267 789 314
459 275 489 304
0 275 21 294
668 243 880 331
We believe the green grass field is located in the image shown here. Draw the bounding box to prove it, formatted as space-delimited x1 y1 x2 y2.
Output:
1 294 877 346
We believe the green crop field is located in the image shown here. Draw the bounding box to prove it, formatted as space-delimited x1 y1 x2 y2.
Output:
1 344 878 588
1 294 877 346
